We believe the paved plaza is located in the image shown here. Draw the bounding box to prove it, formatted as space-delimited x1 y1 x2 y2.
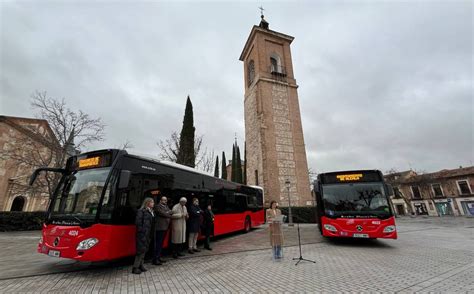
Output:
0 217 473 293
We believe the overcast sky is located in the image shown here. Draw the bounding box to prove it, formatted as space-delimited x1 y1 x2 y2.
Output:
1 0 472 175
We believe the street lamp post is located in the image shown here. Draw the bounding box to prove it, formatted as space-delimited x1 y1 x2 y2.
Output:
285 179 293 226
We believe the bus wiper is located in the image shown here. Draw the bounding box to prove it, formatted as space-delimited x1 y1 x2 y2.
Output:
71 216 82 225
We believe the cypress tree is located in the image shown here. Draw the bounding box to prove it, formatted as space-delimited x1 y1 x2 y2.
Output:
231 143 237 182
176 96 195 168
243 141 247 185
236 144 243 184
214 155 219 177
221 151 227 180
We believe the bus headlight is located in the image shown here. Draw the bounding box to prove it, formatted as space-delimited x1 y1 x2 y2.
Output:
324 224 337 232
76 238 99 250
383 225 396 233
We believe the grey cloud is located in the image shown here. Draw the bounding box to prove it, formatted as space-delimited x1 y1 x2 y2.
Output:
1 1 472 175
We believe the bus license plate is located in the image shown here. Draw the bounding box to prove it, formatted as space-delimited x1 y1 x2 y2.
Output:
48 250 60 257
353 233 369 238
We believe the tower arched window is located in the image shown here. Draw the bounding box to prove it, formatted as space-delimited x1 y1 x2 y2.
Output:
247 60 255 86
270 54 286 76
270 53 282 72
270 57 278 73
11 196 26 211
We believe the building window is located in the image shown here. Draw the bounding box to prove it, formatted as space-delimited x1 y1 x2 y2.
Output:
10 196 26 211
393 187 403 199
255 170 259 186
270 57 278 72
431 184 444 197
247 60 255 86
411 186 422 199
457 180 472 195
269 53 285 76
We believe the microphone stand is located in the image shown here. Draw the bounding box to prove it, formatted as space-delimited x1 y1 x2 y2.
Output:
292 221 316 266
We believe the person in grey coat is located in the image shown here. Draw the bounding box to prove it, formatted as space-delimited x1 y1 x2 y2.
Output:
132 197 155 275
152 196 173 265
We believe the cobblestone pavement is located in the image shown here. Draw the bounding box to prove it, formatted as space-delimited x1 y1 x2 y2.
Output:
0 217 473 293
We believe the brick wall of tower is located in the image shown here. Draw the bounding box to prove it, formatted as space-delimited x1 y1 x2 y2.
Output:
242 25 313 208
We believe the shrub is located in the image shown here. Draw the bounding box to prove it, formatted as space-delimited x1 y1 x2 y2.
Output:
279 206 317 223
0 211 46 231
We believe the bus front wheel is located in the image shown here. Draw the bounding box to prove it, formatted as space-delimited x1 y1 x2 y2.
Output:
244 216 251 233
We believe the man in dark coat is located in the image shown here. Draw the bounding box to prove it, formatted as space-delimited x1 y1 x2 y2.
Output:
133 197 155 274
187 198 203 254
202 204 215 250
152 196 172 265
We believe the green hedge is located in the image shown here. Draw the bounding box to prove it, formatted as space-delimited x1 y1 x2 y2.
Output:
0 211 46 231
278 206 317 223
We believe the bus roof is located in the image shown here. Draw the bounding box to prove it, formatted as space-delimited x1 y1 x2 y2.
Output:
77 149 261 189
130 152 215 177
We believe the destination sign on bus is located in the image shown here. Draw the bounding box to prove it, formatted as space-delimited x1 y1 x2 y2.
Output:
76 153 112 170
320 170 383 184
336 174 363 181
78 157 100 168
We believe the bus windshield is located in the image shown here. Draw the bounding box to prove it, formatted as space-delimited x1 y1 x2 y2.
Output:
322 183 391 218
51 167 111 221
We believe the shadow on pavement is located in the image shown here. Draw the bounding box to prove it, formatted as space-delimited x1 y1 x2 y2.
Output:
323 237 396 248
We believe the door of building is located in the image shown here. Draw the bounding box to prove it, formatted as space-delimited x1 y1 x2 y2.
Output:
461 201 474 216
435 202 453 216
396 204 405 216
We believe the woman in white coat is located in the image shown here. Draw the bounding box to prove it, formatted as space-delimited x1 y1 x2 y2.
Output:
171 197 188 258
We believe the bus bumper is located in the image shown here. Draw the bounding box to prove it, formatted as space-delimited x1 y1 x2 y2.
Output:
37 224 135 261
321 216 398 239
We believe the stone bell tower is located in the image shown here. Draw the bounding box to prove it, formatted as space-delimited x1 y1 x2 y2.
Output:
240 15 312 207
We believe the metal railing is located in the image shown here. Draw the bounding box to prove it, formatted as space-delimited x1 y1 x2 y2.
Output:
269 65 287 77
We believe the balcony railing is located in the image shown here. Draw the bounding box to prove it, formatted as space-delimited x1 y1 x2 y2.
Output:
269 65 287 77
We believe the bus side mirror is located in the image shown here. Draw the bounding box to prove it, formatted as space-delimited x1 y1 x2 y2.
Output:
313 180 320 193
386 184 394 196
118 170 131 189
29 167 65 186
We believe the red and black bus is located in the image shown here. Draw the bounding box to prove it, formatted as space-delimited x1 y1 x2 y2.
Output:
30 149 264 261
314 170 397 239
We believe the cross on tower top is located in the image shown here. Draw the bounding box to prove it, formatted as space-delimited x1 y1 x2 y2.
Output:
258 6 269 29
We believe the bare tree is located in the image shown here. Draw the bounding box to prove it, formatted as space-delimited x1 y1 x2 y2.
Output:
157 131 203 165
197 148 215 173
31 91 105 151
384 168 415 215
0 91 106 200
308 167 318 183
120 139 134 151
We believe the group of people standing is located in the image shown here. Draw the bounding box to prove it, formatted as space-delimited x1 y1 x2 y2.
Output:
132 196 215 274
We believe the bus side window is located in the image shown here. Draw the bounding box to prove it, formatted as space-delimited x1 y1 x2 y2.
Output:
99 169 119 219
213 191 227 214
235 194 247 212
247 195 258 211
113 174 142 224
225 191 236 213
142 175 162 206
128 175 143 209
